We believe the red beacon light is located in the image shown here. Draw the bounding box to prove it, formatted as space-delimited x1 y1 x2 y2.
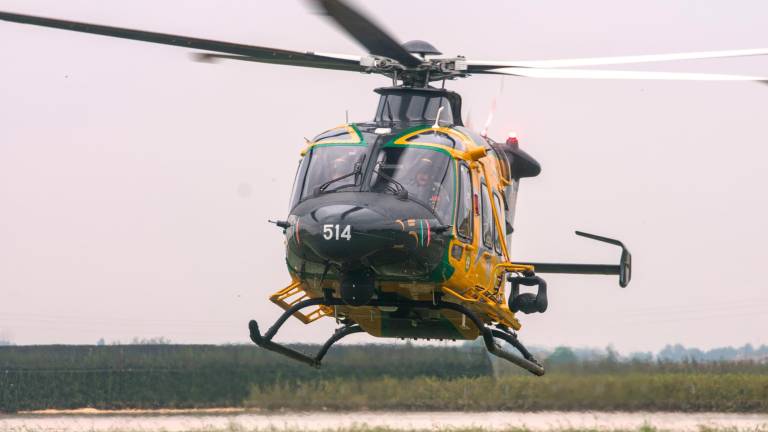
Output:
506 132 519 146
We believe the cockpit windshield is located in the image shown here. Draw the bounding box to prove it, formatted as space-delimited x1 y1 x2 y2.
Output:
298 146 367 200
370 147 455 223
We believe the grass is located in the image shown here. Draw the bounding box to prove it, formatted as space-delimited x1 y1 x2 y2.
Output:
54 427 768 432
0 344 491 412
204 429 761 432
4 345 768 413
247 373 768 412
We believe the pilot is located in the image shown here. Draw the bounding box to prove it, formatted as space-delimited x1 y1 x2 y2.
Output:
410 158 446 211
410 158 434 187
329 156 349 179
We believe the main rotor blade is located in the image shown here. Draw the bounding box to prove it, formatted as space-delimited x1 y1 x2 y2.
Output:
0 11 362 72
194 52 364 72
477 67 768 83
468 48 768 71
312 0 421 67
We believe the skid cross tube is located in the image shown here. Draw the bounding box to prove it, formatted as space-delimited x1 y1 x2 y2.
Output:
250 318 364 368
248 296 545 375
316 325 365 363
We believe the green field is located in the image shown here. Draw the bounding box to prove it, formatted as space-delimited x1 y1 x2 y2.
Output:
5 426 767 432
248 373 768 412
0 344 490 412
2 344 768 413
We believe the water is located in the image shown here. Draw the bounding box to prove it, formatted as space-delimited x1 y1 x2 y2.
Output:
2 410 768 431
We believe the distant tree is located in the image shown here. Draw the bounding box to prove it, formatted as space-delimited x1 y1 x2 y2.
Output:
704 346 737 361
659 344 689 362
656 344 754 362
96 338 106 346
570 347 606 362
605 345 620 363
756 345 768 358
0 331 12 346
547 346 578 365
130 336 172 345
629 351 654 362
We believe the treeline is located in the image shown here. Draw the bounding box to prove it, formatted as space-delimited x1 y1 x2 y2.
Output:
493 354 768 376
0 344 491 413
657 343 768 362
525 344 768 364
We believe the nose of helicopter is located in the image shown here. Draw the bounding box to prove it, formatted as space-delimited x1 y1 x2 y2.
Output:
284 194 452 306
286 202 444 306
288 195 447 267
293 204 402 262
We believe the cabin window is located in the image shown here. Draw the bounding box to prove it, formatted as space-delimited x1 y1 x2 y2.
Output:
456 163 473 241
288 158 307 210
503 180 520 238
298 146 367 199
370 147 455 223
493 193 505 254
480 183 493 248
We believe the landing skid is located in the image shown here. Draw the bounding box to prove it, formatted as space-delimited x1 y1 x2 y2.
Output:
248 297 545 376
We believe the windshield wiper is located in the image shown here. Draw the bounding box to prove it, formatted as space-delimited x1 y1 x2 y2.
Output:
372 164 408 200
315 154 366 195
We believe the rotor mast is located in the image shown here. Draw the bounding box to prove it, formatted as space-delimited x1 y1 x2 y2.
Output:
314 0 470 88
359 40 469 87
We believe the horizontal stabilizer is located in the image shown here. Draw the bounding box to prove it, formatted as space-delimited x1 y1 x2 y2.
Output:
516 231 632 287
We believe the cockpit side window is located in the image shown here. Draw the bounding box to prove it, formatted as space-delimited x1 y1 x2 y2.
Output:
288 157 307 210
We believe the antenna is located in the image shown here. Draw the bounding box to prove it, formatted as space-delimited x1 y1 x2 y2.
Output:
432 106 444 128
481 99 496 137
480 76 506 136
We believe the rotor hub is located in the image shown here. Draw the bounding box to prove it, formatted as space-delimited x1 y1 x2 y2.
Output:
402 40 442 57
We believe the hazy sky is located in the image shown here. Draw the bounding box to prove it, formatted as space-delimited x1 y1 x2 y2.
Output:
1 0 767 353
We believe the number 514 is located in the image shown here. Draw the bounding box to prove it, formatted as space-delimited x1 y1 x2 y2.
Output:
322 224 352 241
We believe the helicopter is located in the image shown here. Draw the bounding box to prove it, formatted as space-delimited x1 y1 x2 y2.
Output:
2 1 768 376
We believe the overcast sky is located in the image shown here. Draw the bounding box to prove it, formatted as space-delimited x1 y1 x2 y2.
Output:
1 0 767 353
